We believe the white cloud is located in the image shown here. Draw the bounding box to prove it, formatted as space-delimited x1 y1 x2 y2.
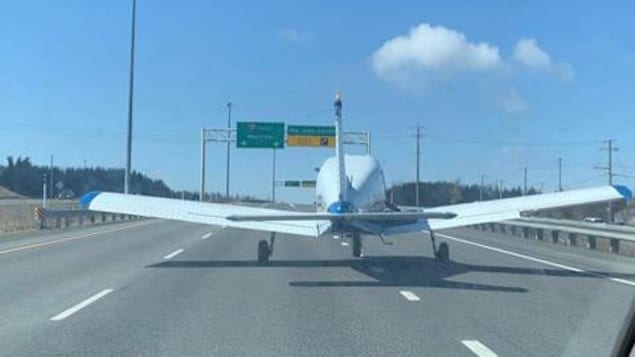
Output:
499 87 529 114
278 29 307 44
513 38 551 69
371 23 503 81
513 38 574 80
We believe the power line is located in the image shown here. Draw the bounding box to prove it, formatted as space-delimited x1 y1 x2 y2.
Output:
425 135 604 147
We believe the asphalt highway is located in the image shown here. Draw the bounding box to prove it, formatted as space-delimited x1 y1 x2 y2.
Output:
0 219 633 356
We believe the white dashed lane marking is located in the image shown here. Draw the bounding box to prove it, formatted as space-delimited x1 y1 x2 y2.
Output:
461 340 498 357
50 289 114 321
164 249 184 260
399 290 420 301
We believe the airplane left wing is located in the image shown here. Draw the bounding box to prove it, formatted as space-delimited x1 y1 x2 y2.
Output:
80 191 330 237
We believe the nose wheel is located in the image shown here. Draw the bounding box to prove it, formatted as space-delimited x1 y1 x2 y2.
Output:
352 233 362 257
258 233 276 263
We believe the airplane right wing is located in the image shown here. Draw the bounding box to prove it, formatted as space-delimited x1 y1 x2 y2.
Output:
424 185 632 230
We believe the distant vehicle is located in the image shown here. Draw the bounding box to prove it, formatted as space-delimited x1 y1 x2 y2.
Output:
57 189 75 199
583 217 605 223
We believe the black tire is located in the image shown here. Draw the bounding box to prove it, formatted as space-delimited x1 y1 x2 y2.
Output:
436 242 449 262
258 240 270 263
352 235 362 258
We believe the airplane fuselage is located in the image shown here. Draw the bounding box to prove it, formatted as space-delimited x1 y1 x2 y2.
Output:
316 154 387 214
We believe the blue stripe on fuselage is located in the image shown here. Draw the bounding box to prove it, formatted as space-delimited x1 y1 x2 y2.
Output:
79 191 101 209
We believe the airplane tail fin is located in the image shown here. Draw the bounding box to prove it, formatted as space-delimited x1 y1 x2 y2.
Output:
334 94 348 201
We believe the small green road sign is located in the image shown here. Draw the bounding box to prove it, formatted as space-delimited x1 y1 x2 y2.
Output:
237 122 285 148
284 181 300 187
301 180 317 187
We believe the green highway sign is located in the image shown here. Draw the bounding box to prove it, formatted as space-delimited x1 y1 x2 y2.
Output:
287 125 335 136
237 122 285 148
276 180 315 188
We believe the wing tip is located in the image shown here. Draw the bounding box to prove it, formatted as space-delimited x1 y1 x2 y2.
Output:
79 191 102 209
612 185 633 204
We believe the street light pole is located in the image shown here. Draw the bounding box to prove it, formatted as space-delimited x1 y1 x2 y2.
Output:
200 128 206 201
225 102 232 201
272 148 277 202
124 0 137 194
415 126 421 207
558 157 563 191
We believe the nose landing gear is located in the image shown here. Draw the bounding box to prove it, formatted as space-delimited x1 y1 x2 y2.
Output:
352 233 362 258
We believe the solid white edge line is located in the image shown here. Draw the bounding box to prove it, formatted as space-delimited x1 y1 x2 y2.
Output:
0 220 157 256
202 232 213 239
164 248 184 260
50 289 114 321
437 233 635 288
399 290 420 301
461 340 498 357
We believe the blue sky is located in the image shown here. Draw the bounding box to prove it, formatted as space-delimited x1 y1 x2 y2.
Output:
2 0 635 203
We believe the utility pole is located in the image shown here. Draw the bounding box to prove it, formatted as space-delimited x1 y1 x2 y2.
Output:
124 0 137 194
499 180 504 199
225 102 232 201
415 125 421 207
479 174 485 201
200 129 206 201
596 139 618 223
523 167 528 196
558 157 563 192
49 155 54 199
271 149 277 202
42 173 47 209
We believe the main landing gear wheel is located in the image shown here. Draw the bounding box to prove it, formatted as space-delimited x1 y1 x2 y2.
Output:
430 231 450 263
352 234 362 258
436 242 449 263
258 233 276 264
257 240 270 263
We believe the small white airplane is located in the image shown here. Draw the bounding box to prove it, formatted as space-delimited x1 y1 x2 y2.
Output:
80 94 632 263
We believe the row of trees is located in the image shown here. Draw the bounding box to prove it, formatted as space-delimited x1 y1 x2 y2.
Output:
386 181 539 207
0 156 174 198
0 156 263 202
386 180 626 221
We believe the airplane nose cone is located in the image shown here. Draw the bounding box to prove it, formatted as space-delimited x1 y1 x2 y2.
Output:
327 201 355 214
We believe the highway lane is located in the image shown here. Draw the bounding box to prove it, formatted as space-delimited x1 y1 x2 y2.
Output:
0 220 633 356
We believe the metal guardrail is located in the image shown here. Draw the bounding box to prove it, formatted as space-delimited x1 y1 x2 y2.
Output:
472 217 635 256
35 208 140 230
511 217 635 242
